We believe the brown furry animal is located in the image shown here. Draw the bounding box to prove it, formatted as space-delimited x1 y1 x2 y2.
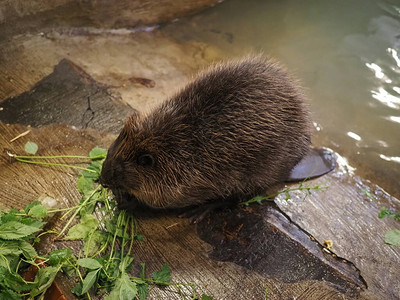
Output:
100 56 312 210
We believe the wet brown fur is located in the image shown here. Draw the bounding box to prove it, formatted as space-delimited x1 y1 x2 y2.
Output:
100 56 312 209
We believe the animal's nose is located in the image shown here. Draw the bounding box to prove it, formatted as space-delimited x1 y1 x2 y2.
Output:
99 174 110 188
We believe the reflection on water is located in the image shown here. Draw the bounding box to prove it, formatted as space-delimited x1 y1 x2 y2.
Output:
347 132 362 142
388 115 400 123
371 87 400 109
380 154 400 163
163 0 400 196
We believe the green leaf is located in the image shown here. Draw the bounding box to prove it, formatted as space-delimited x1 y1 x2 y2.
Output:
80 269 100 295
24 201 41 214
105 220 130 239
136 283 149 300
64 214 98 240
48 248 74 266
28 205 47 219
0 288 22 300
384 229 400 246
79 192 100 217
81 160 104 178
151 263 171 285
1 266 32 292
89 160 103 172
89 147 107 159
104 273 137 300
19 241 37 260
77 176 95 195
0 241 22 256
201 295 214 300
101 256 120 279
379 209 400 219
0 209 19 224
30 266 59 297
24 142 38 155
79 168 100 180
119 255 134 274
0 255 20 272
83 230 107 257
77 258 102 270
0 270 6 281
135 234 145 241
71 281 83 296
20 219 45 229
0 221 41 240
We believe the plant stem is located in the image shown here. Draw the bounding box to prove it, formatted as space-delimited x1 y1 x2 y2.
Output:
240 184 328 206
57 185 101 237
105 212 124 272
121 213 129 261
48 205 81 214
128 216 135 254
15 155 92 160
15 157 97 173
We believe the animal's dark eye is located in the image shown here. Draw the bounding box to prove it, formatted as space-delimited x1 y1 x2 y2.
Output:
137 154 155 167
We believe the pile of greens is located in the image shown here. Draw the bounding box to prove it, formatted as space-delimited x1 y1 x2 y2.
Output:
1 145 212 300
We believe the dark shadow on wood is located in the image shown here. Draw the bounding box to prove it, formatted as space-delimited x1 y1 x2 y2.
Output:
197 203 366 297
0 59 134 134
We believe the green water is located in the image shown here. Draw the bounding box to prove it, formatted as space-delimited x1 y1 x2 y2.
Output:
163 0 400 196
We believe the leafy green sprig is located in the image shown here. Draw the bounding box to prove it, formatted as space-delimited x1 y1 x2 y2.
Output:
0 201 52 299
240 180 328 206
378 208 400 220
3 143 214 299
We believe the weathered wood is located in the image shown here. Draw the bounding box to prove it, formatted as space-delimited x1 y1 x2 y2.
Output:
276 170 400 300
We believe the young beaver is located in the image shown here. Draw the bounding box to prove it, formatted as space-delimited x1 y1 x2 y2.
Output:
100 56 313 212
